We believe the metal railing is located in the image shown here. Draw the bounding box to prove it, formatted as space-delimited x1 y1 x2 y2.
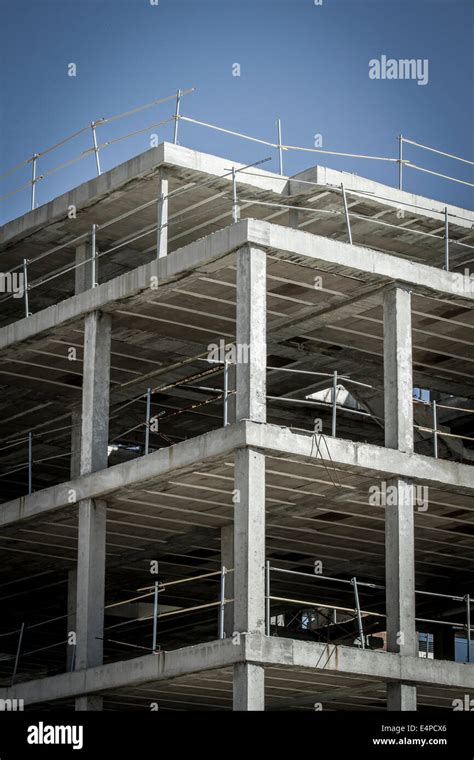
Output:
0 88 195 212
265 564 472 661
2 167 472 325
2 360 474 495
1 89 472 220
2 562 469 685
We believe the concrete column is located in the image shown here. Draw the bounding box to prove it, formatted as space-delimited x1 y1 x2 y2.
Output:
384 286 416 710
289 208 299 229
236 246 266 423
157 169 169 258
70 407 82 479
75 498 106 711
221 525 234 638
80 311 112 476
75 310 111 711
233 663 264 711
385 477 417 711
383 285 413 453
66 569 77 672
74 241 93 295
232 447 265 711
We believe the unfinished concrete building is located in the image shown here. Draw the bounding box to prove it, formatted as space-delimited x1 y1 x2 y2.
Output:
0 134 473 711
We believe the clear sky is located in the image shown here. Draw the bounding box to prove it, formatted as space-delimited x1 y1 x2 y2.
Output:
0 0 473 223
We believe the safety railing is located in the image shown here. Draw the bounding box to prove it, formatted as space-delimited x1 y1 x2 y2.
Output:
398 134 474 191
2 562 469 685
2 360 473 496
265 565 472 661
413 398 474 458
1 89 472 221
2 158 472 329
0 89 195 212
0 565 234 683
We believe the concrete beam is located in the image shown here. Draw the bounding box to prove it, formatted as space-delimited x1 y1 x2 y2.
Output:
0 638 245 707
0 423 247 528
246 220 474 302
1 422 474 531
244 422 474 494
1 635 472 707
1 219 472 356
0 221 248 354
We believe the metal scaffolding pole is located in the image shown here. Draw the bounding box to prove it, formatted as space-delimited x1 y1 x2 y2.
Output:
351 577 365 649
173 89 181 144
152 580 159 653
91 122 102 176
331 370 338 437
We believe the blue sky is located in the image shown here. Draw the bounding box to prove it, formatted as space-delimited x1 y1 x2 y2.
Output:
0 0 473 223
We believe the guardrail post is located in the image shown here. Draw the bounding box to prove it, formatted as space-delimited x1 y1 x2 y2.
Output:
231 167 240 222
331 370 338 437
173 89 181 144
218 566 226 639
276 119 283 175
265 560 271 636
28 431 33 495
145 387 152 455
398 134 403 190
432 400 438 459
91 122 102 176
22 259 31 318
31 153 39 210
152 580 159 652
444 207 449 271
11 622 25 686
341 183 353 244
466 594 471 663
91 224 99 287
351 577 365 649
223 357 230 425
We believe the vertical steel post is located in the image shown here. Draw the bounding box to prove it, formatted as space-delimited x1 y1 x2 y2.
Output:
341 183 353 245
331 370 338 437
398 134 403 190
91 122 101 176
28 431 33 495
173 89 181 145
218 566 226 639
223 358 229 426
31 153 39 210
231 166 240 222
351 577 365 649
145 387 152 455
91 224 98 288
152 580 159 652
276 119 283 175
265 560 271 636
157 193 167 258
23 259 30 318
466 594 471 663
444 207 449 272
11 622 25 686
432 400 438 459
